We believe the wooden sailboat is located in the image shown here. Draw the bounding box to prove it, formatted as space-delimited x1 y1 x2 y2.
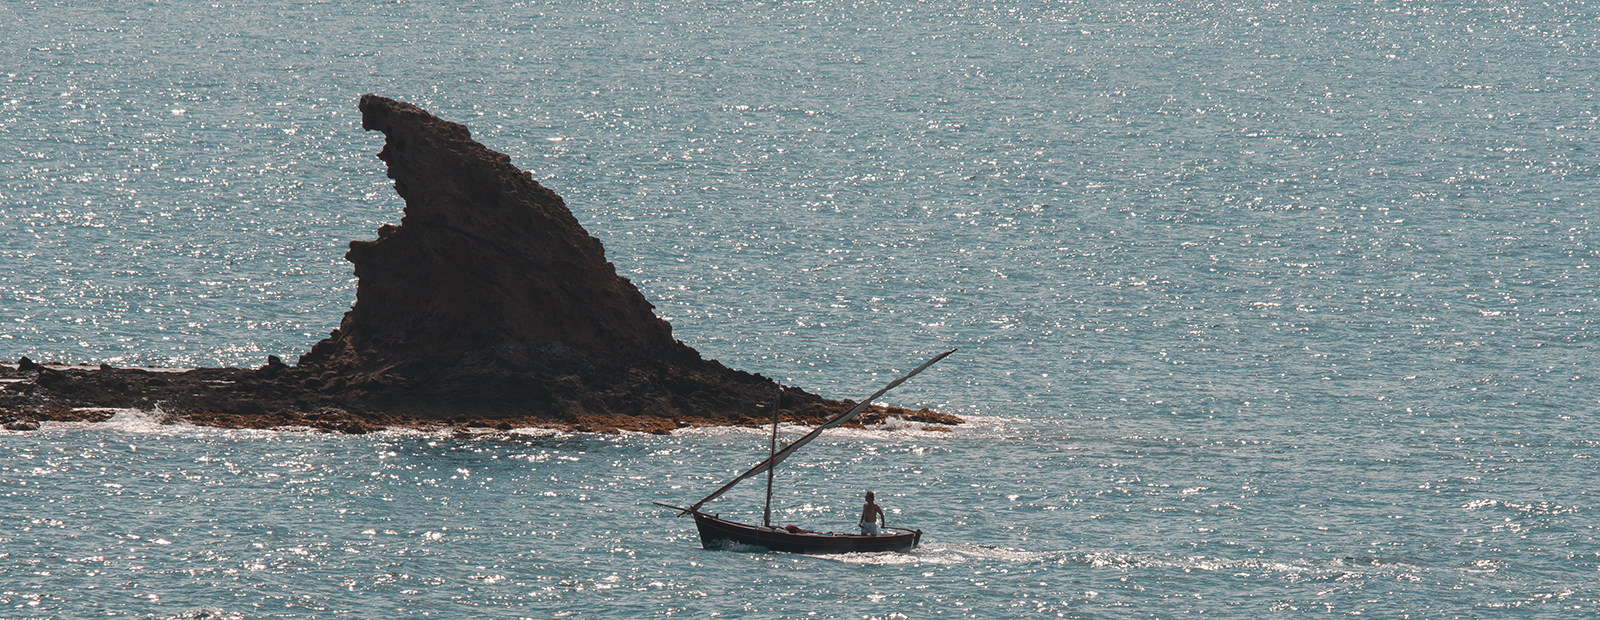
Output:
654 349 955 554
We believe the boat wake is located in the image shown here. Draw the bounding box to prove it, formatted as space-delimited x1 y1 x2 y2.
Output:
809 542 1059 566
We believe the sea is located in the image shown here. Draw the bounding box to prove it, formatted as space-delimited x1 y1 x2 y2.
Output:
2 0 1597 617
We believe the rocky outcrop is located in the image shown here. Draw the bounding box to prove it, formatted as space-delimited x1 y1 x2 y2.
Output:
0 96 961 433
300 95 679 377
287 94 827 421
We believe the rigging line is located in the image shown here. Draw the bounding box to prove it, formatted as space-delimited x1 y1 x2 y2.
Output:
679 348 956 516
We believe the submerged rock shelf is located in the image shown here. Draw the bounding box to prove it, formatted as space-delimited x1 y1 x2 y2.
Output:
1 96 960 434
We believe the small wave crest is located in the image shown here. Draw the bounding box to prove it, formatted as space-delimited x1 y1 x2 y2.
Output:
155 607 246 620
100 406 179 432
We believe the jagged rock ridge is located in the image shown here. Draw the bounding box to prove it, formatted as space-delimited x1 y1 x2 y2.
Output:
292 94 824 421
301 95 678 374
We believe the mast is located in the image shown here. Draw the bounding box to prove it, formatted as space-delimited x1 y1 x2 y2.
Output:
678 349 956 516
763 389 781 527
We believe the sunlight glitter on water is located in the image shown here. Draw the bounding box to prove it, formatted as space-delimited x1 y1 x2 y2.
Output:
5 0 1599 616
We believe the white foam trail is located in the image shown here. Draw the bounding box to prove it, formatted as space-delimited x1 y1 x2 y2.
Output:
507 426 565 438
674 417 986 442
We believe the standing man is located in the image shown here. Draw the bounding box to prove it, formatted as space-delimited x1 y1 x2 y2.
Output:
859 491 886 535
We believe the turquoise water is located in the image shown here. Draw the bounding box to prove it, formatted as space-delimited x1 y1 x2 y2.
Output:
3 0 1597 617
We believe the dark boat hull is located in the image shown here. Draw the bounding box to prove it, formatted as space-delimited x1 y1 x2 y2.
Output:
691 511 920 554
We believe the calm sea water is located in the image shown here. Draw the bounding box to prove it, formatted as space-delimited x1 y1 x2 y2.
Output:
3 0 1597 617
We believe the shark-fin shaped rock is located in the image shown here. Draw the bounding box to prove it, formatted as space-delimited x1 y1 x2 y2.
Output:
297 94 825 421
